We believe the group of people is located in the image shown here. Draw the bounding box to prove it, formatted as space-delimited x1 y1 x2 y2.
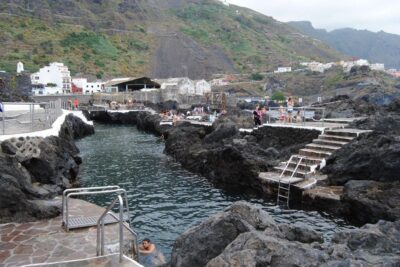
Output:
252 105 268 126
253 97 301 126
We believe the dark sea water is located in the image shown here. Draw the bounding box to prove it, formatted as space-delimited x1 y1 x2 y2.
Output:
76 123 355 259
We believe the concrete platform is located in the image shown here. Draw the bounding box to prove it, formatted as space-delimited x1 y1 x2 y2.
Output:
0 199 135 267
258 172 317 189
22 254 142 267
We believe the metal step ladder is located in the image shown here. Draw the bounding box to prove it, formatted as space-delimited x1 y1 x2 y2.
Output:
62 186 130 231
277 156 304 208
62 186 140 262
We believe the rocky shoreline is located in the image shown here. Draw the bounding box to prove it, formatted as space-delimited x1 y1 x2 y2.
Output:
88 101 400 226
171 201 400 267
0 114 94 223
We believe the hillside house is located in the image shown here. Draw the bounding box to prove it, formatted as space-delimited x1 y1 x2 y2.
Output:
104 77 160 93
194 79 211 95
274 67 292 73
31 62 71 95
72 78 104 94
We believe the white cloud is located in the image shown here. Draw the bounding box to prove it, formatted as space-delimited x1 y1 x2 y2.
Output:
227 0 400 35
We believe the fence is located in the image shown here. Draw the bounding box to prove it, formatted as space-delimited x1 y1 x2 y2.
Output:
0 100 63 135
266 106 326 127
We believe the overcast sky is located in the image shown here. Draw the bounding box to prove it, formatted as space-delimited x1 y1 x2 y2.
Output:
227 0 400 35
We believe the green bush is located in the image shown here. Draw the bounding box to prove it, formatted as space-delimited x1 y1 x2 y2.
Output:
250 73 264 81
271 91 286 101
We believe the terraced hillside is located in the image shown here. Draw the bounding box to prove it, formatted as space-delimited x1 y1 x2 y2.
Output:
0 0 343 79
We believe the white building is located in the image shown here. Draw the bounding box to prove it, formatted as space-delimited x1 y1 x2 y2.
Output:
370 63 385 71
17 62 24 73
194 80 211 95
72 78 104 94
274 67 292 73
31 62 71 95
301 61 334 73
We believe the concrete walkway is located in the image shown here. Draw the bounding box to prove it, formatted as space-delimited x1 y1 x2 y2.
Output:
0 199 135 267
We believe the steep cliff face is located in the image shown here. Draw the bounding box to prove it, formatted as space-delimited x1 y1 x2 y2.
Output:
0 115 94 223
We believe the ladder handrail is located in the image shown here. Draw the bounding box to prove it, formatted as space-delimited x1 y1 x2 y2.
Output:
62 187 128 231
280 155 294 178
96 194 138 263
277 156 304 208
106 212 139 261
291 157 303 179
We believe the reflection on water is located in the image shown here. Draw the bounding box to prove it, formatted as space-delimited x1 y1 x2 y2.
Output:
76 124 355 259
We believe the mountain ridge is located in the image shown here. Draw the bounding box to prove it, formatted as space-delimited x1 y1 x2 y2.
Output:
0 0 343 79
288 21 400 69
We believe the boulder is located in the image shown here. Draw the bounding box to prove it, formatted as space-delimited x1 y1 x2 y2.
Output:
324 132 400 184
172 202 400 267
0 114 93 223
59 113 95 140
341 180 400 224
171 202 276 267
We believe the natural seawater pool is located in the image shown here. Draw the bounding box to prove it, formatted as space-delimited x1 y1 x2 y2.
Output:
76 123 355 260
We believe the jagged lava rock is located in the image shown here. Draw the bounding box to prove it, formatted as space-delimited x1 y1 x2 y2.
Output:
0 115 94 223
172 202 400 267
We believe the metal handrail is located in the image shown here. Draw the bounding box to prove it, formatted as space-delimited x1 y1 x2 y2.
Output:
96 194 138 263
106 212 139 261
291 157 303 179
279 155 294 178
62 186 126 231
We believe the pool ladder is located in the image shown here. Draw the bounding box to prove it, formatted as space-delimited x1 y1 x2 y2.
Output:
277 156 304 208
62 186 139 262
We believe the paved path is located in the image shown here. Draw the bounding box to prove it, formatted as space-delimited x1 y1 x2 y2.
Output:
0 199 135 267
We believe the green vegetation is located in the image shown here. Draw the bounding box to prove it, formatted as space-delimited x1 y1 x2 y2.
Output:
0 0 343 77
250 73 264 81
271 91 286 101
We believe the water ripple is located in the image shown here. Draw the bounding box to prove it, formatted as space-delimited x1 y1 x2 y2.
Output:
76 124 354 260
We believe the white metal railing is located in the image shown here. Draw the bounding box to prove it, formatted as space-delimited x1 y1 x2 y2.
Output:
62 186 139 262
277 156 304 208
96 194 139 263
267 106 325 126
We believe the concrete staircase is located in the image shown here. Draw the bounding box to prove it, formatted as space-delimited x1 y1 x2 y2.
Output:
259 128 372 198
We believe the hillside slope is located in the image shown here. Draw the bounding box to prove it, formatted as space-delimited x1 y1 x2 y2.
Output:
0 0 343 79
288 21 400 69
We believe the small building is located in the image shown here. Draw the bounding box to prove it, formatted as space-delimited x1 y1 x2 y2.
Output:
194 79 211 95
104 77 160 93
72 78 104 94
31 62 72 94
370 63 385 71
274 67 292 73
17 62 24 74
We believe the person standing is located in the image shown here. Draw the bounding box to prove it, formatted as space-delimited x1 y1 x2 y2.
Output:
287 97 294 123
253 104 261 127
73 98 79 110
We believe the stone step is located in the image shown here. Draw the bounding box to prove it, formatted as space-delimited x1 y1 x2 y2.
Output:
305 143 341 153
313 138 348 147
319 134 355 142
299 148 332 158
324 128 370 138
292 155 323 165
273 166 310 178
286 162 316 172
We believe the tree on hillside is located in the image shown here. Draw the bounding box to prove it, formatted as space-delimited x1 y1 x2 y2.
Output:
250 73 264 81
271 91 285 102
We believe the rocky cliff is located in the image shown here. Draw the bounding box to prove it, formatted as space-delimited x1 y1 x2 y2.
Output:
171 202 400 267
0 114 94 223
